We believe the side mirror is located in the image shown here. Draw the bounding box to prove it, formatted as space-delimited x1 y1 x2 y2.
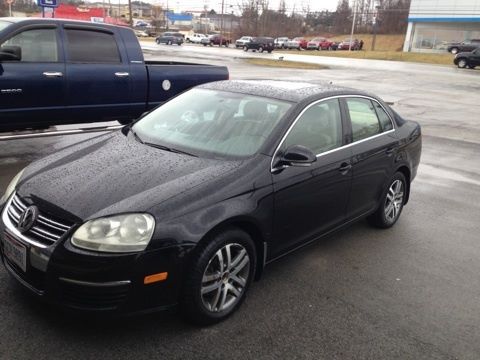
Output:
0 46 21 61
277 145 316 168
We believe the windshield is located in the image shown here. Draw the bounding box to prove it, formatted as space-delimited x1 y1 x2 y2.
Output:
133 89 292 159
0 20 12 32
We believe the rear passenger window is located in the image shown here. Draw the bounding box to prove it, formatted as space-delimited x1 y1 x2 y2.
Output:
282 99 343 154
65 29 120 63
373 102 393 131
346 98 381 142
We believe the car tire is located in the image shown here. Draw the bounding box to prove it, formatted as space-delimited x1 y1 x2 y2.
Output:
243 46 248 52
367 172 407 229
450 47 459 55
167 40 172 45
155 39 160 44
457 59 467 68
180 228 256 326
259 46 264 53
268 50 272 53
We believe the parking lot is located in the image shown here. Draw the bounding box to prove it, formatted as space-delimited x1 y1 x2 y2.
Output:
1 45 479 359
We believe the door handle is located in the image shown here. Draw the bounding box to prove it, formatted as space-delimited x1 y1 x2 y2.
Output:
386 148 394 156
338 162 352 173
115 72 130 78
43 72 63 77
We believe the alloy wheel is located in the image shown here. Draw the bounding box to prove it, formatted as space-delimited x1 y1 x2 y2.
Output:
201 243 250 313
458 59 467 68
384 179 404 223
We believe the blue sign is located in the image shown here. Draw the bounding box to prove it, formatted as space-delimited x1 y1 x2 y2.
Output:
37 0 58 8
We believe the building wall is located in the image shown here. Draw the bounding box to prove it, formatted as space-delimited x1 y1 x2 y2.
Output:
404 0 480 52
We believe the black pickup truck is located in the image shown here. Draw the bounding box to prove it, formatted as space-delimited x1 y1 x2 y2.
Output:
0 18 229 131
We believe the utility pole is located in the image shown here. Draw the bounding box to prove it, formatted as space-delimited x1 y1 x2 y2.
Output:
128 0 133 26
371 5 380 51
349 0 357 51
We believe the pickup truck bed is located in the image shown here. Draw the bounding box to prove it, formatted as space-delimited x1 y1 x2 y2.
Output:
0 18 229 131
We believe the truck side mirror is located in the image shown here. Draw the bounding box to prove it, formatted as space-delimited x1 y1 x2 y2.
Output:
0 46 21 61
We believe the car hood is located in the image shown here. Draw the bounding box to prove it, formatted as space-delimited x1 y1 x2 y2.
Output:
17 131 242 221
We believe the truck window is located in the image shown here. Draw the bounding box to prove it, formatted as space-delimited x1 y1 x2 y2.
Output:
1 28 58 62
65 29 121 63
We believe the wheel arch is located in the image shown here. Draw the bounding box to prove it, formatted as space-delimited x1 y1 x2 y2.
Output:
395 165 411 204
193 216 267 281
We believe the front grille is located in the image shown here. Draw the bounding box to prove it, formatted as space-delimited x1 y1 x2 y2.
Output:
6 194 74 247
59 280 130 310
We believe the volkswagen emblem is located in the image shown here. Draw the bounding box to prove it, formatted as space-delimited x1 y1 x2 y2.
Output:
17 205 38 233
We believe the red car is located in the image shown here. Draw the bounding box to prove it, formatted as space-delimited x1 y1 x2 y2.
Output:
286 37 308 50
202 34 230 47
307 38 335 50
338 38 360 50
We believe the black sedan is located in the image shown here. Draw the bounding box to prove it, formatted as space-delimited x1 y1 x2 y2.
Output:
0 80 422 325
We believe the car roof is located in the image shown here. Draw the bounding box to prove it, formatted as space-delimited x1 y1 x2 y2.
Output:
199 80 371 103
0 17 121 30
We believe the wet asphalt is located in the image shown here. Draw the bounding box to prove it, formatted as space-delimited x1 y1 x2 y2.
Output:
0 45 479 360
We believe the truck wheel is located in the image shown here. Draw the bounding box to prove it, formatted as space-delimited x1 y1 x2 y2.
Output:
457 59 467 68
167 40 172 45
243 46 248 52
156 39 160 44
450 47 459 54
180 228 256 325
203 43 207 46
259 46 264 53
268 50 272 53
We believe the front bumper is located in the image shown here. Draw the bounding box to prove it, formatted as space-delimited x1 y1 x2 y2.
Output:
0 202 188 314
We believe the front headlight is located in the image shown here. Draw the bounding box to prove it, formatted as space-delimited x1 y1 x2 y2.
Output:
0 168 25 204
71 213 155 253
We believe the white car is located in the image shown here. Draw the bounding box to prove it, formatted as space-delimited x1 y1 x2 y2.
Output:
235 36 253 48
274 37 289 49
186 33 208 44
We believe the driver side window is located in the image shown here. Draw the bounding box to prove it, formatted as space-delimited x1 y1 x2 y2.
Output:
1 28 58 62
282 98 343 155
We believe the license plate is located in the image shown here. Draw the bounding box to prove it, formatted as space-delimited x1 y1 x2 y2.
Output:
3 235 27 272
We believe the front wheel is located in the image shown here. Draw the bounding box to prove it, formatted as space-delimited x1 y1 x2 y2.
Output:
450 47 459 55
457 59 467 68
243 46 248 52
155 39 160 44
181 228 256 325
368 172 406 228
259 46 264 53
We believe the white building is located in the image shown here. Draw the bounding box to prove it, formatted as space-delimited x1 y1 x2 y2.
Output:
403 0 480 52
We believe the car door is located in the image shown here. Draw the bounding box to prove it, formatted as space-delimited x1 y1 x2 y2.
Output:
62 25 133 122
271 98 352 257
342 97 399 219
0 25 65 127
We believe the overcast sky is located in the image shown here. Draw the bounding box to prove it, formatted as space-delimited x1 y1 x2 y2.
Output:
135 0 341 14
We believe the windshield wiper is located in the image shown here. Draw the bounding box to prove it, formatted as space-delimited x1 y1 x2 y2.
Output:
143 142 198 157
130 128 144 144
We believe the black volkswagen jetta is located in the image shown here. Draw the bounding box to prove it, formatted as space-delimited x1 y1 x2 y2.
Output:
0 80 421 325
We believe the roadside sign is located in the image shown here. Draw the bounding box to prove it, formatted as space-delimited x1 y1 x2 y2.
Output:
37 0 58 8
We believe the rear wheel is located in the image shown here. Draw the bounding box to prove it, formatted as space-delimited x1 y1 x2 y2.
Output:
450 47 459 54
243 46 248 52
259 46 264 53
368 172 406 228
181 228 256 325
457 59 467 68
155 39 160 44
167 40 172 45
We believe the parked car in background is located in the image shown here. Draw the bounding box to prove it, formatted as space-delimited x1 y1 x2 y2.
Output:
202 34 230 47
186 33 207 44
338 38 359 50
0 80 421 325
454 48 480 69
134 29 149 37
156 32 184 45
286 37 308 50
243 37 274 53
274 37 289 49
235 36 252 48
447 39 480 54
0 18 228 130
307 38 335 50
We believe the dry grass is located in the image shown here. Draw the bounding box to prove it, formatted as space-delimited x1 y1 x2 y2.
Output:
329 33 405 52
244 58 329 69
